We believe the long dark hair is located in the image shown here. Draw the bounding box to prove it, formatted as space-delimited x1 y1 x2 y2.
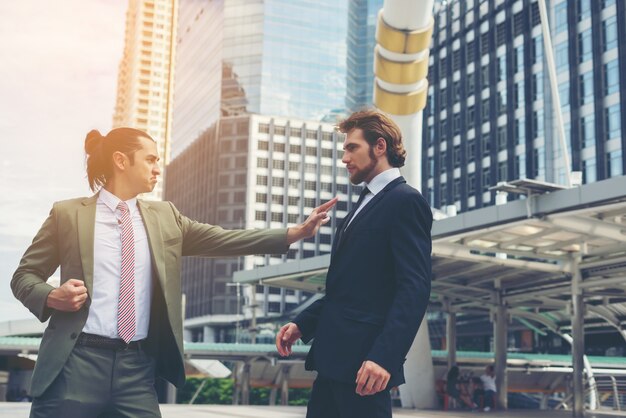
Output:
84 127 154 192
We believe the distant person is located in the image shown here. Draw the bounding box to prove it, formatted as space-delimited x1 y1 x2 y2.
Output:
446 366 478 410
480 365 497 411
276 110 433 418
11 127 336 417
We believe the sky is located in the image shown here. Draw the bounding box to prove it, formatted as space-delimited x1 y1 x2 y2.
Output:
0 0 127 321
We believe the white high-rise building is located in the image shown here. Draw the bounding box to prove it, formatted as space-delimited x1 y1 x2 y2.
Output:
113 0 178 200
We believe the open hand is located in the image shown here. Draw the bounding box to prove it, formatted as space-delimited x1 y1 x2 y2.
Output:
287 198 338 244
46 279 88 312
355 360 390 396
276 322 302 356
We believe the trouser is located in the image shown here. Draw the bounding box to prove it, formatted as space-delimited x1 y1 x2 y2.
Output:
306 375 392 418
30 342 160 418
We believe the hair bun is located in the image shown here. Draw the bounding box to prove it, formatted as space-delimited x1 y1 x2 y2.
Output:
84 129 104 155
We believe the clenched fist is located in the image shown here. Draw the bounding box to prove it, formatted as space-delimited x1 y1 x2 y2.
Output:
46 279 88 312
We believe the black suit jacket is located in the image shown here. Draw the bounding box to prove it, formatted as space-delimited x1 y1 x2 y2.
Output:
293 176 432 388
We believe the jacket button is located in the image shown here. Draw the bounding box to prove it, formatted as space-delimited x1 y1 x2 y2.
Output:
70 333 77 339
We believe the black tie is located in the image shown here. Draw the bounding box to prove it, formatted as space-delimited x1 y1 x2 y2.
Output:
336 187 370 246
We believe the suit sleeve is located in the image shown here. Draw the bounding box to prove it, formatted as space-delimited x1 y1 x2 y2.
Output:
11 205 60 322
168 202 290 257
292 296 326 343
365 193 432 373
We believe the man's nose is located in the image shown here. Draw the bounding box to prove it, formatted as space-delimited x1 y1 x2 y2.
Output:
341 153 349 164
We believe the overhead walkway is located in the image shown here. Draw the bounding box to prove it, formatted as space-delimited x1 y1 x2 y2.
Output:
234 176 626 413
2 335 625 410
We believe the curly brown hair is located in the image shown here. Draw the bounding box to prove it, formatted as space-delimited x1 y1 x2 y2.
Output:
337 109 406 167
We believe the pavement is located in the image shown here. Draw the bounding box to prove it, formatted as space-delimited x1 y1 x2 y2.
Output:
0 404 624 417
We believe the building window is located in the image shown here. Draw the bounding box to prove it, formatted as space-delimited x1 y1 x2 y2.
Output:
606 104 621 140
453 145 461 167
440 151 447 173
482 167 491 191
582 115 595 149
453 82 460 103
271 177 284 187
482 98 490 122
603 16 617 51
579 71 594 105
555 42 569 73
468 74 475 96
453 114 461 135
497 56 506 82
583 158 596 183
606 150 623 177
515 81 525 108
578 29 592 63
289 144 301 154
273 142 285 153
578 0 591 21
603 0 615 7
428 156 435 177
514 46 524 73
482 136 491 156
440 183 447 206
272 160 285 170
515 118 526 146
467 105 475 129
268 302 281 313
481 65 489 86
257 158 268 168
513 12 524 37
498 161 507 182
559 81 570 107
497 126 507 151
468 139 476 162
258 123 270 134
555 2 568 33
256 175 267 186
305 129 318 139
468 173 476 194
271 212 283 223
532 110 544 139
255 211 266 221
453 178 461 201
258 140 268 151
480 32 490 56
256 193 267 204
604 60 619 96
274 126 285 136
515 154 526 179
452 49 461 72
440 87 447 110
532 36 543 65
532 72 543 102
272 194 284 205
533 148 545 179
496 23 506 47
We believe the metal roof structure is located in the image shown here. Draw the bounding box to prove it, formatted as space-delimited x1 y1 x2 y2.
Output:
234 175 626 340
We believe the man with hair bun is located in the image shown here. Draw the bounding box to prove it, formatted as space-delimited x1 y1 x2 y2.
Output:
276 110 432 418
12 127 337 417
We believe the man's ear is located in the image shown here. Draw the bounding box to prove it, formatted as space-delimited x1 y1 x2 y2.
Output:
375 137 387 156
112 151 127 171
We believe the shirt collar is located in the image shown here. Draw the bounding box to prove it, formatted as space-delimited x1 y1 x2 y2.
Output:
98 188 138 215
364 167 401 196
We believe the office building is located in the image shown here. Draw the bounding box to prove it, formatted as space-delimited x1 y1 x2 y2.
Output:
422 0 625 213
113 0 178 200
165 114 361 342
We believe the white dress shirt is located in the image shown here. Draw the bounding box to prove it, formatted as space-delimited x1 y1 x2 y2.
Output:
346 167 401 228
82 188 153 340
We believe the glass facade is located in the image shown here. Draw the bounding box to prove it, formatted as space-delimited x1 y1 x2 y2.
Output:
172 0 347 157
423 0 625 212
346 0 384 112
222 0 347 121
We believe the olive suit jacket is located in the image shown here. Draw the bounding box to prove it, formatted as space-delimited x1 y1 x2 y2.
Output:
11 195 288 397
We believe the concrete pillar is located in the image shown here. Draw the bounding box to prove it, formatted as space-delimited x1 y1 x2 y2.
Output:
241 362 251 405
494 290 508 410
203 325 215 342
398 317 438 409
446 306 457 370
232 362 240 405
571 259 585 417
280 366 291 405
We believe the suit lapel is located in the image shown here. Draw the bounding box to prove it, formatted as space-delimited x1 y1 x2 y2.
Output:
137 200 167 293
77 195 98 296
333 177 406 253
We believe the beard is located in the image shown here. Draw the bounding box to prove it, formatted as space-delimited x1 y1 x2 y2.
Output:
349 147 378 185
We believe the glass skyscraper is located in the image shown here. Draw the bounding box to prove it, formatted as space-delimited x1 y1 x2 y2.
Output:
346 0 384 112
172 0 348 157
423 0 625 213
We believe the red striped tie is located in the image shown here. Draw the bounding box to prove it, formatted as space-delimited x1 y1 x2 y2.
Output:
117 201 136 343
